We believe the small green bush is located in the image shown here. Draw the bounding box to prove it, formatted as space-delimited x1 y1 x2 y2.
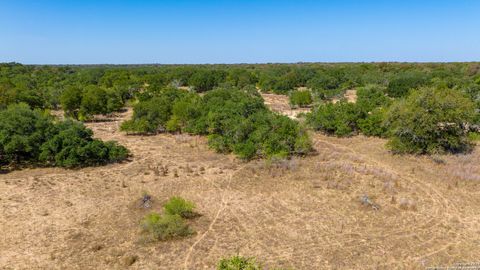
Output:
289 90 313 107
306 101 362 137
358 107 389 137
387 72 429 98
141 213 193 241
355 84 390 114
164 196 196 219
217 256 262 270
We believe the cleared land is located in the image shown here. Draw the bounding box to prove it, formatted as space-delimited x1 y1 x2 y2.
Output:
1 98 480 269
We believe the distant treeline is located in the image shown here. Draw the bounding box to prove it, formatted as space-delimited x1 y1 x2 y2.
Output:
2 62 479 112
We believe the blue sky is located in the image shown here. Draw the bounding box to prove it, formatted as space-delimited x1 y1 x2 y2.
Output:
1 0 479 64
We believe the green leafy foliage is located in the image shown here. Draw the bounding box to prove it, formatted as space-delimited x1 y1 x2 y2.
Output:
60 86 83 118
164 197 196 219
141 213 193 241
0 103 128 168
306 101 362 137
357 107 389 137
189 69 227 92
122 87 312 159
0 103 55 165
386 87 475 154
217 256 262 270
355 84 390 114
39 120 129 168
386 72 429 98
289 90 313 107
121 88 188 134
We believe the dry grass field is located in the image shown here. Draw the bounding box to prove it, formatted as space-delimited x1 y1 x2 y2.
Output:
1 96 480 269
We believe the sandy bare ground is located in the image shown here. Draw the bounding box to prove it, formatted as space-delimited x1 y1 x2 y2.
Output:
261 89 357 119
1 108 480 269
261 93 310 119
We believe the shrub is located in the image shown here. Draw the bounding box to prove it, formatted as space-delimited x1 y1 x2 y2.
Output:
189 69 226 92
386 87 475 154
60 85 83 118
79 85 110 119
217 256 262 270
163 196 196 218
120 88 187 134
355 84 390 114
141 213 193 241
289 90 313 107
358 107 389 137
39 120 129 167
0 103 55 165
306 101 362 137
386 72 429 98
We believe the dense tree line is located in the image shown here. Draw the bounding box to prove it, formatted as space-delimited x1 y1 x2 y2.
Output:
2 62 479 111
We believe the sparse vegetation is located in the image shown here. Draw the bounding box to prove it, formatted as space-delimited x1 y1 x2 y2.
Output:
289 90 313 107
141 212 193 241
217 256 262 270
164 196 196 218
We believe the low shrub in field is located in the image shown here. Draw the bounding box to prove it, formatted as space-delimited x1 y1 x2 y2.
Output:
355 84 390 114
0 103 128 168
164 196 196 219
289 90 312 107
386 72 429 98
217 256 262 270
357 107 389 137
386 87 475 154
141 213 193 241
306 101 362 137
122 87 312 160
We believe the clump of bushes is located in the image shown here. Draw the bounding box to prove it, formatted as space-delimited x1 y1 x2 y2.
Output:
386 72 429 98
164 196 197 218
141 212 193 241
289 90 313 108
140 196 197 242
386 86 475 154
217 256 262 270
122 87 312 160
121 87 188 134
306 85 391 137
306 101 361 137
0 103 129 169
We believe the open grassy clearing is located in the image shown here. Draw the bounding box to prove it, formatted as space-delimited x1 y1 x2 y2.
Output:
1 102 480 269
